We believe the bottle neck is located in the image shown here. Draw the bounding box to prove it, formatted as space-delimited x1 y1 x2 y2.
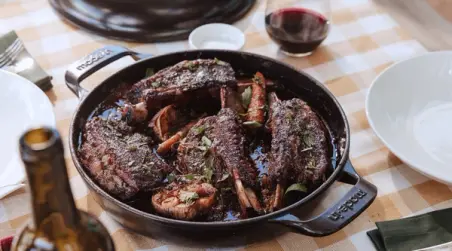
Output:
20 129 80 239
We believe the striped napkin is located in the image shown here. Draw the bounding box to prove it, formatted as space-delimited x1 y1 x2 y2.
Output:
0 31 52 91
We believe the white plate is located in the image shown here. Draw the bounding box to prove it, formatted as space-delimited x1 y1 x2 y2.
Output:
0 69 55 198
188 23 245 50
366 51 452 185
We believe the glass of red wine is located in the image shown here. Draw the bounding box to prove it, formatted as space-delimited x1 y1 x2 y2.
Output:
265 0 331 57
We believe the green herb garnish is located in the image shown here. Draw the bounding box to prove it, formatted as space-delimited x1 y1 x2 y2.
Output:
151 82 161 88
285 113 293 121
221 187 232 192
127 145 137 151
306 158 316 169
214 57 227 65
203 168 213 183
145 68 155 77
192 126 205 135
186 61 197 71
241 86 252 108
179 191 199 204
205 155 215 170
184 174 195 180
202 154 216 182
166 173 176 183
285 183 308 195
302 134 314 147
201 136 212 147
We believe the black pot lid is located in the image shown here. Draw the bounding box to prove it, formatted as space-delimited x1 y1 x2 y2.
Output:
49 0 256 43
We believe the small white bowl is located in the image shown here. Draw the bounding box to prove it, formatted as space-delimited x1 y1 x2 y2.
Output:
189 23 245 50
366 51 452 185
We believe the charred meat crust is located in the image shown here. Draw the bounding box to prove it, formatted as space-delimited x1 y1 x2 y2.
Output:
269 98 329 185
126 59 237 104
177 116 219 176
214 108 258 187
79 118 172 200
178 109 262 215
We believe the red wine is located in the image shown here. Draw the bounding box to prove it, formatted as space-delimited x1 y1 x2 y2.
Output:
265 8 329 54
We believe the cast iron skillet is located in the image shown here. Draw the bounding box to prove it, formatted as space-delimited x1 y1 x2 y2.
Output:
66 45 377 237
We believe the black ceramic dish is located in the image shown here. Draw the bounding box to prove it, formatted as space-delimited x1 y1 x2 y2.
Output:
49 0 255 43
66 45 377 237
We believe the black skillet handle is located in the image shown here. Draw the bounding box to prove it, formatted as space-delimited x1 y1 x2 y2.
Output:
268 160 377 237
65 45 152 99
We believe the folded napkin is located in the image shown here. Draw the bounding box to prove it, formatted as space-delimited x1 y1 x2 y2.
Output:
0 31 52 91
367 208 452 251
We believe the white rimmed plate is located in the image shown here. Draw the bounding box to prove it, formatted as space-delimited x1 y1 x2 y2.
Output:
366 51 452 185
0 69 55 198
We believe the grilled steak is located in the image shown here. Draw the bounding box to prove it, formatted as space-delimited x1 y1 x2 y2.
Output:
177 87 257 186
126 59 236 105
214 108 263 214
214 108 258 188
79 117 172 200
268 93 329 186
121 59 236 123
177 116 225 179
177 108 262 216
152 116 221 220
265 93 329 210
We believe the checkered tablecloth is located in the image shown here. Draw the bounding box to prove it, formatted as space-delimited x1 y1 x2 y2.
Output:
1 0 448 250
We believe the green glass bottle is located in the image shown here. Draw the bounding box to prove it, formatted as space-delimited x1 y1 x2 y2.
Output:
12 127 115 251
